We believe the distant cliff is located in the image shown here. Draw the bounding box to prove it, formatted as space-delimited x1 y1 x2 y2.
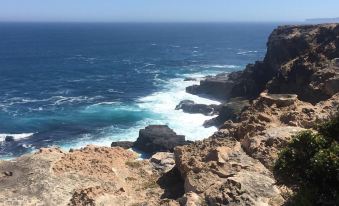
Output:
306 17 339 23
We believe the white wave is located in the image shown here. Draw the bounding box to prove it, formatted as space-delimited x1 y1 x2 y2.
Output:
137 77 220 141
59 73 222 151
237 50 258 55
2 95 104 107
107 89 124 94
49 96 104 106
201 64 240 69
0 133 34 142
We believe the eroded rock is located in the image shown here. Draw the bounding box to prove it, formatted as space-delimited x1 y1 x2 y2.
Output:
174 138 284 205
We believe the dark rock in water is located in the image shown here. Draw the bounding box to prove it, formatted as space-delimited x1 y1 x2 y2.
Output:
186 73 235 101
184 77 197 81
175 100 195 109
111 141 134 149
175 100 216 116
134 125 188 154
204 98 250 127
5 136 14 142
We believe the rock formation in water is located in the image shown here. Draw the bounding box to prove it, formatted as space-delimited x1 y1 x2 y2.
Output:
134 125 189 154
175 100 218 116
0 24 338 205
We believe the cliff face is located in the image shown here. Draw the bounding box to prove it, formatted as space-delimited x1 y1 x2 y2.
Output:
188 24 339 103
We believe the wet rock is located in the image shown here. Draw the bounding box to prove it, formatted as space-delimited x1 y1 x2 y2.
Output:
186 73 236 101
183 77 197 81
111 141 134 149
4 136 14 142
134 125 189 154
175 100 216 116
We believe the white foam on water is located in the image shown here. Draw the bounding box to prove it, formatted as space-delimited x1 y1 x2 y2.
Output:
0 133 34 142
137 76 220 141
59 71 228 151
201 64 240 69
237 50 259 55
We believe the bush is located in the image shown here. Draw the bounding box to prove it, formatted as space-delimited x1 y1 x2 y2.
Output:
274 115 339 205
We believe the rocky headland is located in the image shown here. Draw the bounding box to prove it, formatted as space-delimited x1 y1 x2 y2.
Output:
0 24 338 205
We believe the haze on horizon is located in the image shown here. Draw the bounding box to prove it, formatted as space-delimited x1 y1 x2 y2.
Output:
0 0 339 23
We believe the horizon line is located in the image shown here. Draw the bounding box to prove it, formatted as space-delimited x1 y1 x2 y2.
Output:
0 20 304 24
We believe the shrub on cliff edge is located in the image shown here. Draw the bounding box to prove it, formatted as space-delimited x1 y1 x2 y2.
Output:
274 115 339 205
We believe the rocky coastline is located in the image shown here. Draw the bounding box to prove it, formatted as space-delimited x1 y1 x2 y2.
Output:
0 24 338 205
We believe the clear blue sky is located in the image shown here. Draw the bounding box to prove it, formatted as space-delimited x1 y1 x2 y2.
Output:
0 0 338 22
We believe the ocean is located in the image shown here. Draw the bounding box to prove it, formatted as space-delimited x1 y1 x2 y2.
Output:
0 23 277 158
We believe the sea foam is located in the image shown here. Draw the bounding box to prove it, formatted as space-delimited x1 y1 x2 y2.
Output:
0 133 34 142
60 73 221 151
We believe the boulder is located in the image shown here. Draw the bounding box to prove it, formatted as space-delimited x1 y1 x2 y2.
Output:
4 136 14 142
150 152 175 173
111 141 134 149
134 125 188 154
175 100 216 116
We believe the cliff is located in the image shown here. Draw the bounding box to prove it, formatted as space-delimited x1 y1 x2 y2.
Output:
187 24 339 103
0 24 338 206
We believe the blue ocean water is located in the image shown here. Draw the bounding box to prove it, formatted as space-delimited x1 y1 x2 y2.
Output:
0 23 277 158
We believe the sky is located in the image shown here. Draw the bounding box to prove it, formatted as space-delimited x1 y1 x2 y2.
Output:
0 0 338 23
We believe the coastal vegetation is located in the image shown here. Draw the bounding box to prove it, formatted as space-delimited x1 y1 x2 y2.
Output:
275 114 339 205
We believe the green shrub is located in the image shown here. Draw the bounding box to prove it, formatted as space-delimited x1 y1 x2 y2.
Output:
274 115 339 205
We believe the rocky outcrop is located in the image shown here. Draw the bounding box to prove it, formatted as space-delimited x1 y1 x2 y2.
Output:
186 73 236 100
174 138 284 205
214 93 339 168
187 24 339 103
134 125 189 154
0 146 185 206
175 100 218 116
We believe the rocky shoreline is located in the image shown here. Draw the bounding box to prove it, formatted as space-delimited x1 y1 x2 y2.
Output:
0 24 338 205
